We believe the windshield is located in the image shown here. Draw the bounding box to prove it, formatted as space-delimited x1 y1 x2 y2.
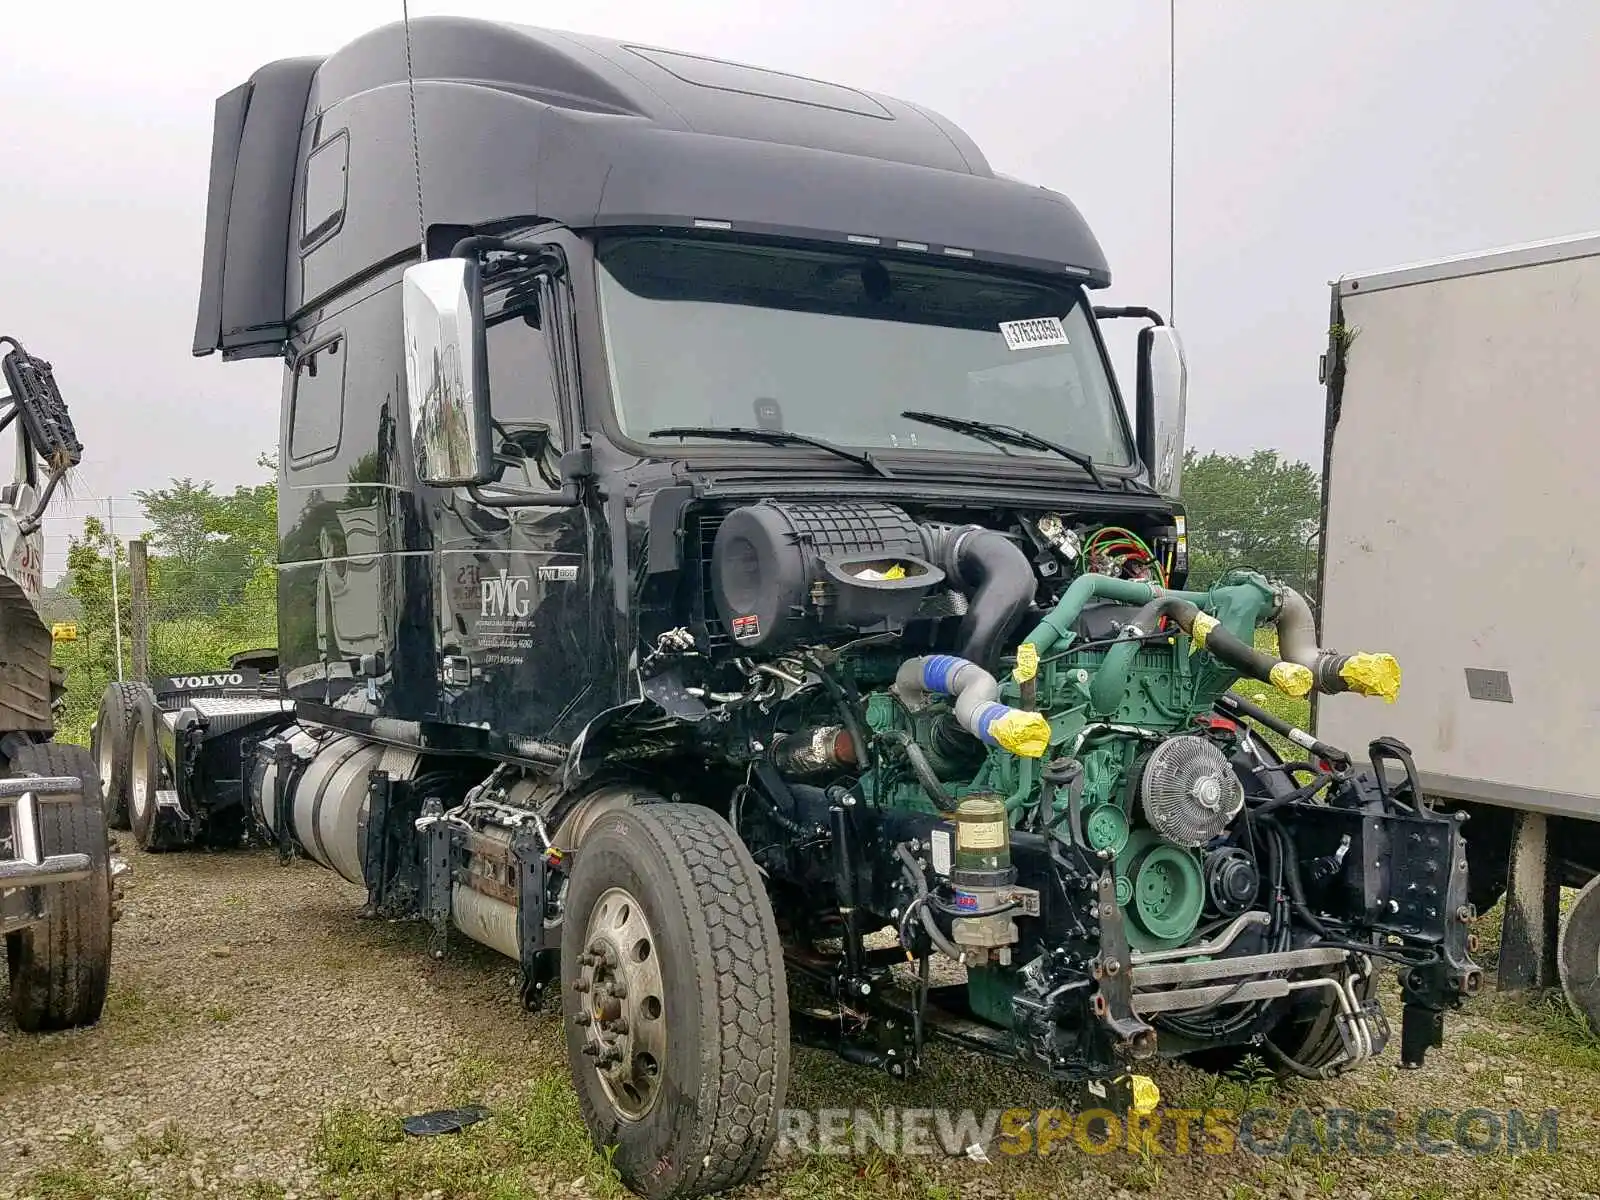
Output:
595 237 1135 467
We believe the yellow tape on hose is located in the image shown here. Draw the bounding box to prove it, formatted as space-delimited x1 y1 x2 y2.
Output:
1340 652 1402 703
1190 612 1219 647
990 709 1051 758
1013 642 1040 683
1269 661 1314 698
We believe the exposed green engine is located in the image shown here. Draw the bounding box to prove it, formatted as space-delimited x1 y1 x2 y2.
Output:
860 571 1315 957
698 499 1451 1086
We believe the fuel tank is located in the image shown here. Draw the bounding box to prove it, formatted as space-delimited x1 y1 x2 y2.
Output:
249 727 420 886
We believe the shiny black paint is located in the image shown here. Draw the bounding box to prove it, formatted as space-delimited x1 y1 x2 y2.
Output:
277 223 1180 759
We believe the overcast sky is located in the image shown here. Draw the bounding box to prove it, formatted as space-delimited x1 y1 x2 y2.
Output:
5 1 1598 575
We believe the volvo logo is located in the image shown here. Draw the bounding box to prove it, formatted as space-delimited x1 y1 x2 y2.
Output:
157 672 248 691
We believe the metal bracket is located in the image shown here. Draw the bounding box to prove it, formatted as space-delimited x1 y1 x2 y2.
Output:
360 770 393 916
418 796 452 959
271 741 295 864
512 831 559 1011
1090 871 1156 1057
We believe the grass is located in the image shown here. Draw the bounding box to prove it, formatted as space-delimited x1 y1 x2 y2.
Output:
313 1072 626 1200
23 1124 153 1200
132 1123 192 1161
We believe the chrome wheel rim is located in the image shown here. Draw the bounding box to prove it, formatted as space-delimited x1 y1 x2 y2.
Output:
129 722 152 823
98 735 114 801
576 886 668 1121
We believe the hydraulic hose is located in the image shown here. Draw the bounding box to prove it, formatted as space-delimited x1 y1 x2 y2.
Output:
895 655 1050 759
1273 586 1402 702
918 525 1037 670
894 843 968 963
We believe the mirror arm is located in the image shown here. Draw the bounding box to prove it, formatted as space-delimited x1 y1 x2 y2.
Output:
1092 305 1166 327
450 235 565 278
17 466 65 536
468 480 580 509
466 447 590 510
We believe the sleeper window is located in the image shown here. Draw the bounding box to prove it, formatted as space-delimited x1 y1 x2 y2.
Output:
301 132 349 250
289 337 346 463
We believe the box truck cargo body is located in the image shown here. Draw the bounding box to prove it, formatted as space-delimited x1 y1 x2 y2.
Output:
1317 231 1600 1027
1319 231 1600 820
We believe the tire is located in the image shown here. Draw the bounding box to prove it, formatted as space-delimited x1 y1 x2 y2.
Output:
5 742 113 1031
127 690 187 852
91 682 150 831
1558 874 1600 1036
561 803 789 1199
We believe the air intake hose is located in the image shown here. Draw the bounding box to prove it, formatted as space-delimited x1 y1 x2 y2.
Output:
919 524 1036 671
895 655 1051 758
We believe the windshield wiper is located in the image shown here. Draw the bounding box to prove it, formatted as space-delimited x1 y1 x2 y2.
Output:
900 411 1106 490
650 426 896 478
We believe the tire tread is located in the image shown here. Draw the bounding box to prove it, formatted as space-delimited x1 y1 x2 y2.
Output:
6 741 113 1031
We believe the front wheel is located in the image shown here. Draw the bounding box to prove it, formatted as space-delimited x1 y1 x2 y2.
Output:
5 742 113 1031
561 802 789 1199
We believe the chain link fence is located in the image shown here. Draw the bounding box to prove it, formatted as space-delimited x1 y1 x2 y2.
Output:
43 497 278 745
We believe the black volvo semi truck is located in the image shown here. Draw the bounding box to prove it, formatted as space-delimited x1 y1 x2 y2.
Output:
181 17 1477 1197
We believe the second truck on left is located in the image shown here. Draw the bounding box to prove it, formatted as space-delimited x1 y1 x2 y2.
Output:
0 335 117 1032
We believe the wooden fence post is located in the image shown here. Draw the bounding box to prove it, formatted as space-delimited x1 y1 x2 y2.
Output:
129 539 150 684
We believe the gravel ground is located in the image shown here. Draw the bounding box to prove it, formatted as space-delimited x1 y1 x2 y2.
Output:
3 845 1599 1200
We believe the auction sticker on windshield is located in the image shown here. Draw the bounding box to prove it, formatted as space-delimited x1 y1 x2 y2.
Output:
998 317 1070 351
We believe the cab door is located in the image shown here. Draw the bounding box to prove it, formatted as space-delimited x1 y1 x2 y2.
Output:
426 251 604 745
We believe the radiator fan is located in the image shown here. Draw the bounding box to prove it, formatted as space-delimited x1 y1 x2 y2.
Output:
1138 735 1245 848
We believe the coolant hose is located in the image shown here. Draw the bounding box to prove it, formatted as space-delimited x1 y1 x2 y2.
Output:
1088 595 1314 714
880 730 959 812
1273 587 1402 702
918 525 1037 671
895 655 1051 758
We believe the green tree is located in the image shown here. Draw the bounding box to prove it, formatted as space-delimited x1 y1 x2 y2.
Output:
52 456 279 743
136 470 278 615
1181 449 1321 595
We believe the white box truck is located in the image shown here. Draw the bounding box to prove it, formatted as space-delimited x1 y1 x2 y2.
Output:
1315 231 1600 1028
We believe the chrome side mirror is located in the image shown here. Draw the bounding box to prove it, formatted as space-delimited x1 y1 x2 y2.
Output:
402 259 493 487
1138 325 1188 496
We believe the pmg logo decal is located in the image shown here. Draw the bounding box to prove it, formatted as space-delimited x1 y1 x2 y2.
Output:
481 569 532 618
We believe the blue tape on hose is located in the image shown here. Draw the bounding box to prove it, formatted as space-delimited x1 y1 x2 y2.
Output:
922 654 967 695
973 701 1008 746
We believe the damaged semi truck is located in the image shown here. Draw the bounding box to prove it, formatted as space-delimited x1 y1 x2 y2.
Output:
0 337 114 1032
192 18 1479 1196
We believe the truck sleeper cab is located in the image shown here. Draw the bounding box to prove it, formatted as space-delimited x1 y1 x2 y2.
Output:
192 18 1477 1199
